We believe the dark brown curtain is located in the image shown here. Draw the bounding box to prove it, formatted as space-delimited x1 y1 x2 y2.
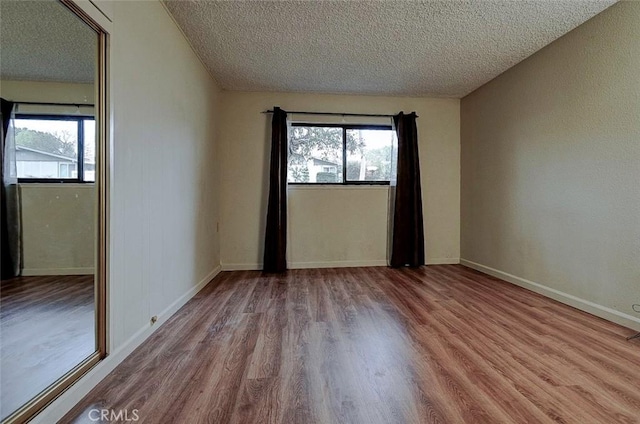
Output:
263 107 288 272
1 98 21 279
390 112 425 267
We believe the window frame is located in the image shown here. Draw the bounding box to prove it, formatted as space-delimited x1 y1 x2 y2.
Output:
15 114 95 184
288 122 393 186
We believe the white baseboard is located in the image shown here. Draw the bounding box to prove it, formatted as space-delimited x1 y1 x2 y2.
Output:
222 258 460 271
22 267 95 276
290 260 388 269
222 260 386 271
460 259 640 332
425 258 460 265
221 263 262 271
30 264 222 424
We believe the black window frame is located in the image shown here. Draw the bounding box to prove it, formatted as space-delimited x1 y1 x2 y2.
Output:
288 122 393 186
15 114 96 184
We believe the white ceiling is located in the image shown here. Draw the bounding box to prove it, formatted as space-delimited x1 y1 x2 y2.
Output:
164 0 616 98
0 0 96 84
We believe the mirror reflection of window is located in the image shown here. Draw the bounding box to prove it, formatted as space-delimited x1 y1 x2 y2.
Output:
14 117 96 182
0 0 101 421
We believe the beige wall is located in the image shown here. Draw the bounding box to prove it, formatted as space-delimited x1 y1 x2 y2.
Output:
20 184 95 275
219 91 460 269
461 1 640 330
288 186 389 268
0 80 94 106
108 0 222 349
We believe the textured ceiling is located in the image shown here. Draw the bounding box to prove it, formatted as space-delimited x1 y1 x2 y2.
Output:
0 0 96 84
164 0 616 97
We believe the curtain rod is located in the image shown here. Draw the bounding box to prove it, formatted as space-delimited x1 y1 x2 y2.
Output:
262 110 417 118
14 101 95 108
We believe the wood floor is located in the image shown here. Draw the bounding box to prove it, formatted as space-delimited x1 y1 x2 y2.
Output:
0 275 95 421
62 265 639 424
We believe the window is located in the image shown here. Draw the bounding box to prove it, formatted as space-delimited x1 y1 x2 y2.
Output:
288 124 394 184
15 115 96 183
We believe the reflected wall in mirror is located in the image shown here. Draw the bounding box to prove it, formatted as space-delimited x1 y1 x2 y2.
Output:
0 1 101 421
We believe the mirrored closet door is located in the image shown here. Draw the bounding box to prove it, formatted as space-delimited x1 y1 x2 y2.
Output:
0 1 106 422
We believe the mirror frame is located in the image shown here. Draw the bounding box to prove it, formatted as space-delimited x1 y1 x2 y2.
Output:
3 1 108 423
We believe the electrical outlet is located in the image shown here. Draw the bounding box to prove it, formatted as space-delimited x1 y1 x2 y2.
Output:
151 315 158 325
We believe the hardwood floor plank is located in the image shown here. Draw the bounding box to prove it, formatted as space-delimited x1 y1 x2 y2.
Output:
62 265 640 424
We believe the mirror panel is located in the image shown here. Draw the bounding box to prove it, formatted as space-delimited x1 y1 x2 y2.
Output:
0 1 103 421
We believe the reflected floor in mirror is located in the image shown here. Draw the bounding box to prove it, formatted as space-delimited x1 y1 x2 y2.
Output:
0 275 94 420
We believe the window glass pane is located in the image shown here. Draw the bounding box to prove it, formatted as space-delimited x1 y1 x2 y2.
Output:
15 118 78 179
83 119 96 182
346 128 393 182
288 126 343 183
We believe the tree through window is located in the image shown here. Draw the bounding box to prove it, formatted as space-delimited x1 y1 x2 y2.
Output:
288 124 393 184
